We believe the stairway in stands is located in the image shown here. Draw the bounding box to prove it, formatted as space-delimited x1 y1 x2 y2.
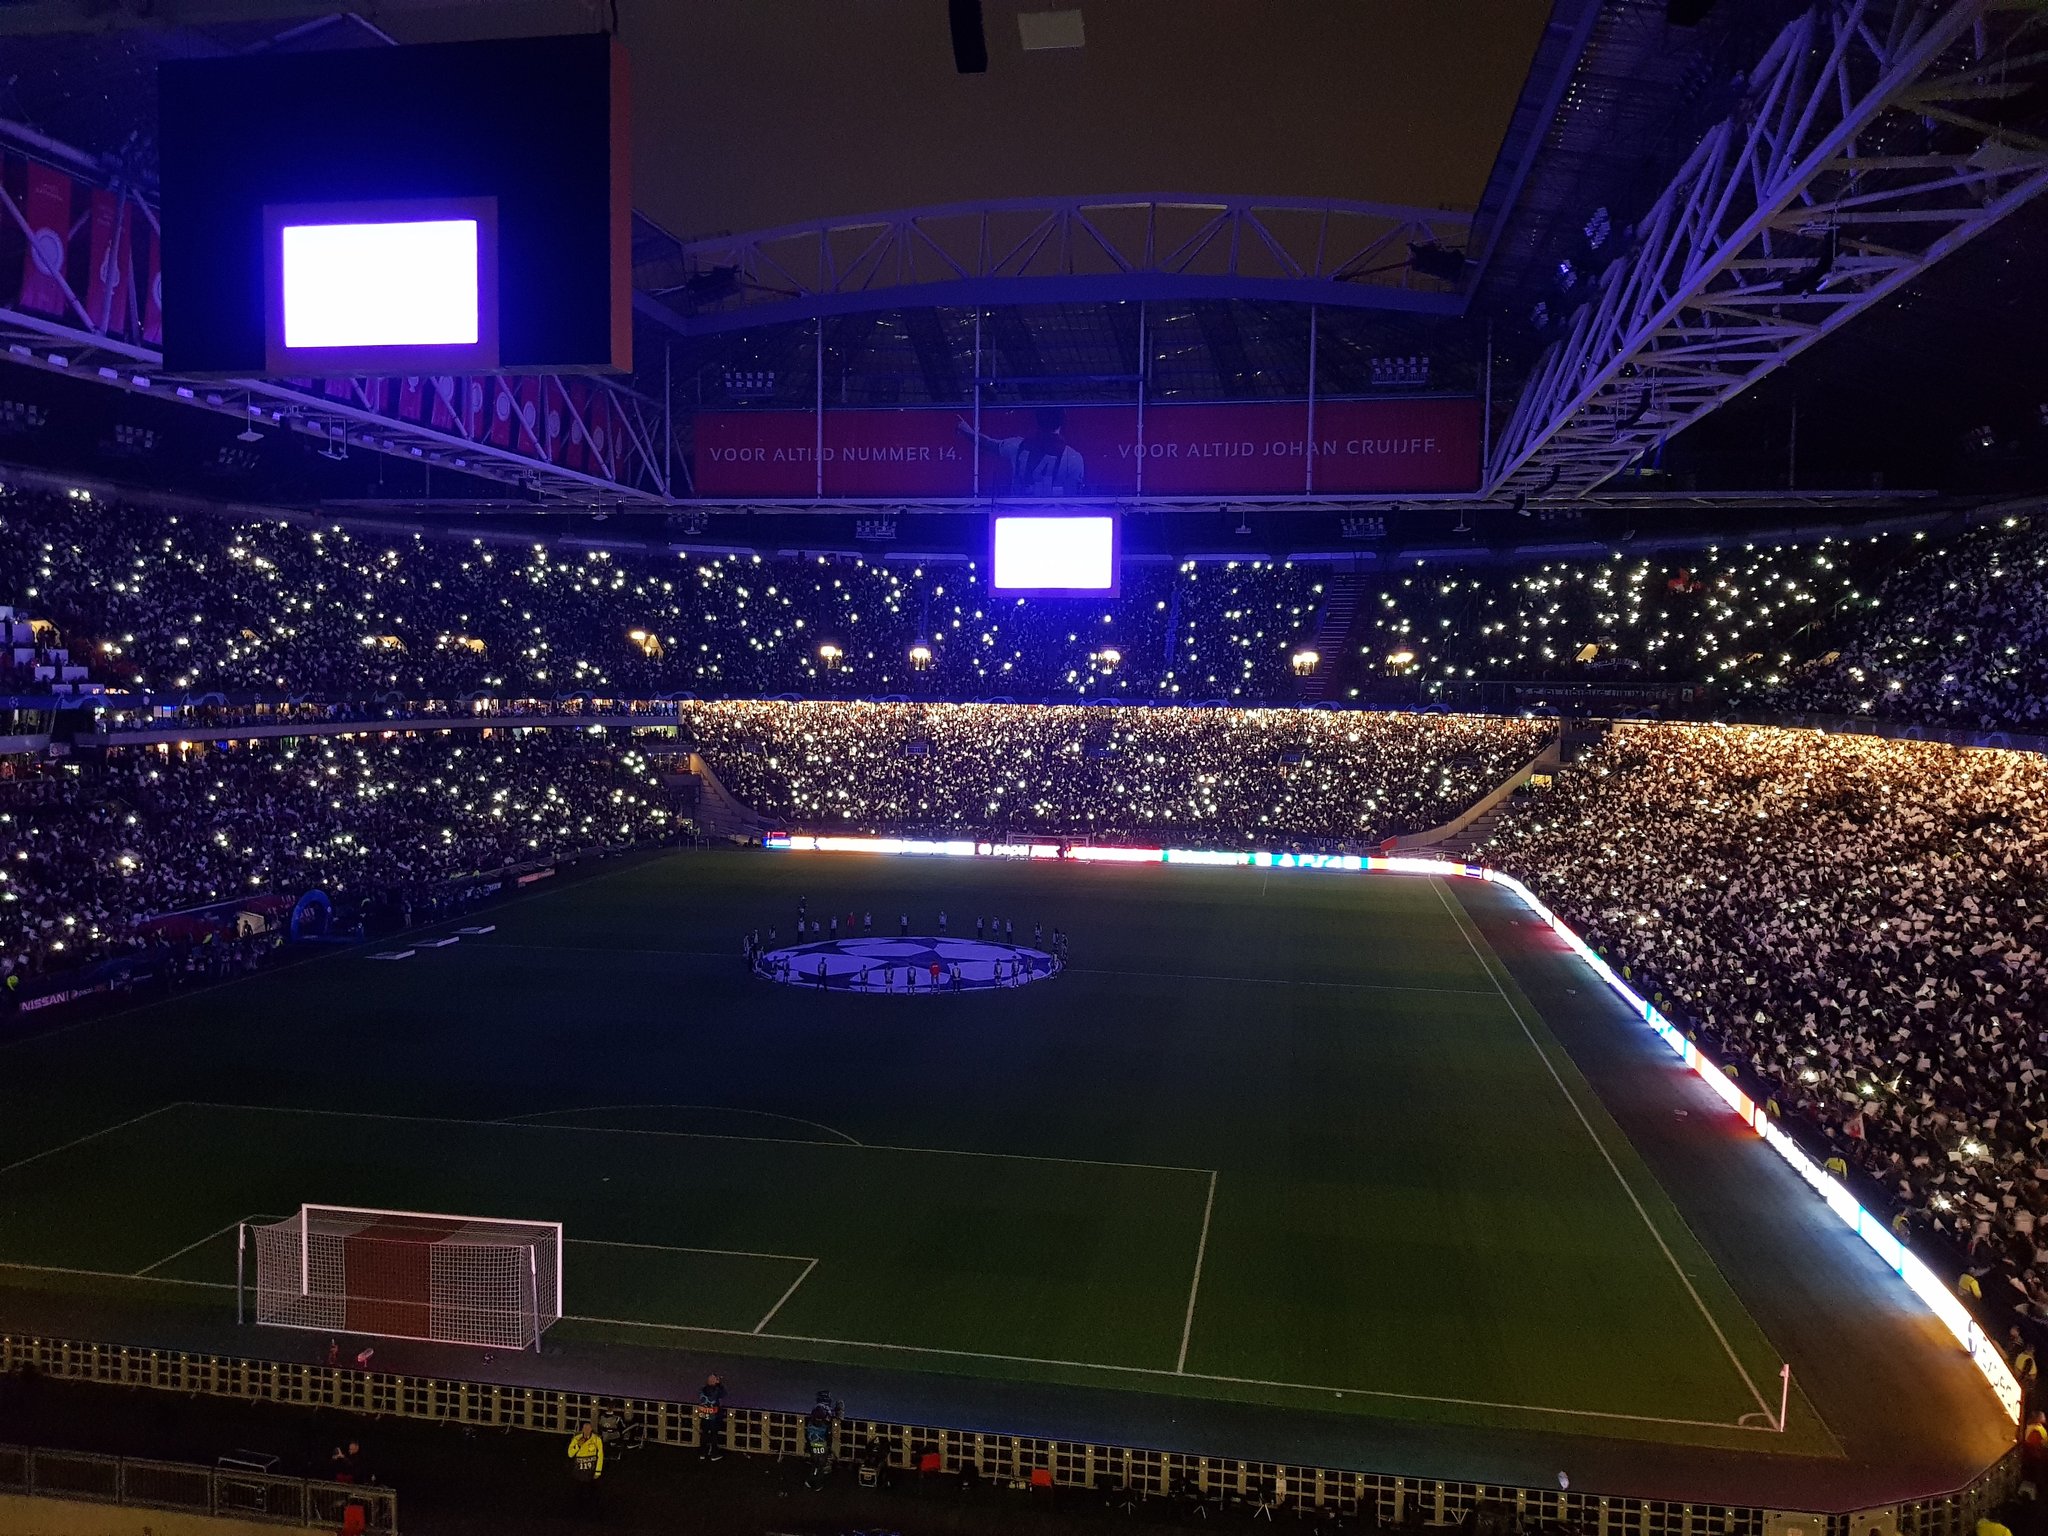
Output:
686 751 783 842
1433 801 1511 863
1435 721 1609 862
1296 571 1365 703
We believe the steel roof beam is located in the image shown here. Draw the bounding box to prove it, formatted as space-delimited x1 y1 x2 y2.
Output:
632 195 1473 338
1487 0 2048 500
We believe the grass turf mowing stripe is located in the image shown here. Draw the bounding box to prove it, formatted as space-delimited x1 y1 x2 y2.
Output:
0 853 1865 1451
1429 877 1780 1427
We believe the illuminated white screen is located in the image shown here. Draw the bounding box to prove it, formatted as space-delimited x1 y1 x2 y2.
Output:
991 515 1116 592
280 219 480 350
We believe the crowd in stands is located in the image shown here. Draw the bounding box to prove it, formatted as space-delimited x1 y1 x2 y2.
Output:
681 700 1547 847
1757 518 2048 731
0 728 684 987
0 485 1324 703
13 483 2048 729
1328 516 2048 732
1479 724 2048 1301
15 480 2048 1306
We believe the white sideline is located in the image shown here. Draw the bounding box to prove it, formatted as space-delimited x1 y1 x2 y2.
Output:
1429 877 1779 1426
132 1212 279 1277
561 1309 1775 1435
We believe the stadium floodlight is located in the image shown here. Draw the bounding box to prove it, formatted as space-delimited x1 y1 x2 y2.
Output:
245 1204 561 1351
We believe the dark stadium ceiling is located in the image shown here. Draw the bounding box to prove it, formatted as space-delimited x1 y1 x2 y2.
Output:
0 0 2042 512
0 0 1547 240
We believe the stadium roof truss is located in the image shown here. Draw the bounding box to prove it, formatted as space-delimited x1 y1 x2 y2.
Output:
631 195 1473 338
0 159 677 506
1487 0 2048 500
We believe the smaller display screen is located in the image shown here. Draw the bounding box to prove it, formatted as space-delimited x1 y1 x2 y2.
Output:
990 515 1119 594
281 219 481 349
262 197 499 375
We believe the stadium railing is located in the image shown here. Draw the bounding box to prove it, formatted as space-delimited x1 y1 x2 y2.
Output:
0 1440 398 1533
0 1333 2013 1532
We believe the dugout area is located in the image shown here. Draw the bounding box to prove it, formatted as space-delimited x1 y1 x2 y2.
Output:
0 849 2018 1502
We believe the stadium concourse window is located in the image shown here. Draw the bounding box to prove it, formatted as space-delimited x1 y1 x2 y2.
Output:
1479 723 2048 1297
0 730 684 985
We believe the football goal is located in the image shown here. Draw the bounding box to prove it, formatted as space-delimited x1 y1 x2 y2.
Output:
244 1205 562 1351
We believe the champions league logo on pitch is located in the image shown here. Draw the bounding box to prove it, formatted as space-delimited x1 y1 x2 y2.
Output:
755 935 1060 994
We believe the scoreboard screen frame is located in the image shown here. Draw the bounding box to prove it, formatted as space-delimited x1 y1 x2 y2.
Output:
262 197 501 376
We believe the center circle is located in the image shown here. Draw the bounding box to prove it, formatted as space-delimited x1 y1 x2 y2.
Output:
754 935 1060 994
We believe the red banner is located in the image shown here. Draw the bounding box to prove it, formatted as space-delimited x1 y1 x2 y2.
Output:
515 377 542 455
18 162 74 317
83 188 134 334
543 378 568 462
587 388 614 474
429 375 458 431
486 378 513 446
141 223 162 344
397 376 425 420
564 380 589 469
691 398 1481 498
462 376 486 440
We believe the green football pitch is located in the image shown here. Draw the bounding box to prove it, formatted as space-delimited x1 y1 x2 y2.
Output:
0 849 1833 1455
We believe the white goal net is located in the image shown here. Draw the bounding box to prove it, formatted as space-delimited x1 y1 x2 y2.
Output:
248 1204 562 1351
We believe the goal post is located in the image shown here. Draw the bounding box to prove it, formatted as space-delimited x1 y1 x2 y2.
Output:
251 1204 563 1351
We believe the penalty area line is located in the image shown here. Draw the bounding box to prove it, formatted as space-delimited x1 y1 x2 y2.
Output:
0 1103 184 1181
179 1100 1214 1176
1176 1171 1216 1374
571 1236 817 1264
497 1103 864 1146
752 1258 820 1334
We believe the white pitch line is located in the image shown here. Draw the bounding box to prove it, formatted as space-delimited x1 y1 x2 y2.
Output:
0 1257 233 1291
498 1103 864 1146
1176 1171 1217 1374
180 1100 1213 1176
560 1311 1774 1434
0 1103 182 1181
571 1237 816 1264
752 1257 820 1334
1068 966 1496 998
0 848 656 1056
132 1212 275 1277
1428 878 1779 1426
